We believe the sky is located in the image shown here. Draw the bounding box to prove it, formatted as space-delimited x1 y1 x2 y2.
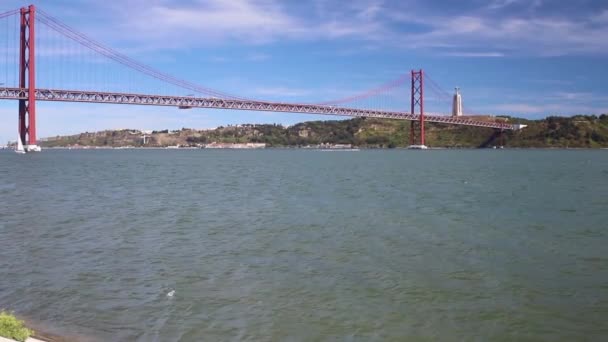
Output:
1 0 608 143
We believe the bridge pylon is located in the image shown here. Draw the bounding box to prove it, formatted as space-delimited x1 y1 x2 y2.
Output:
18 4 39 152
409 69 425 148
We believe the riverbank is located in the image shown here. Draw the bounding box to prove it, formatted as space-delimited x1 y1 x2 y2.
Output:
0 312 96 342
24 115 608 149
0 337 41 342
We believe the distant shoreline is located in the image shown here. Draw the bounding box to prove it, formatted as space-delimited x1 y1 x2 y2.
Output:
5 115 608 149
0 146 608 152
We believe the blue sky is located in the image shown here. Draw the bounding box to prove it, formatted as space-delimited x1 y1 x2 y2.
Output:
1 0 608 143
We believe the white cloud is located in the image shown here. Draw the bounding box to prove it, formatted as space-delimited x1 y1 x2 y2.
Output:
487 0 521 10
393 14 608 56
592 10 608 24
24 0 608 57
73 0 386 48
119 0 306 46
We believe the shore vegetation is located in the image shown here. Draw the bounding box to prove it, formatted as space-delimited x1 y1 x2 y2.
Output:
0 311 33 342
38 114 608 149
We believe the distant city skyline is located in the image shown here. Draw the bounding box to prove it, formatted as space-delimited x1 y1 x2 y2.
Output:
1 0 607 142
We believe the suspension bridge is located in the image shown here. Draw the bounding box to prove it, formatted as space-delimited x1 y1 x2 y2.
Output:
0 5 525 152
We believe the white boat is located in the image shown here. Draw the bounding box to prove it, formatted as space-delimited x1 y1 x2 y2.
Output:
15 136 26 154
407 145 429 150
27 145 42 152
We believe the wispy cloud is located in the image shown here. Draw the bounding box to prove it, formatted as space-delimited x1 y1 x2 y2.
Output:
592 10 608 24
4 0 598 59
78 0 606 58
4 0 608 57
390 12 608 56
114 0 306 47
487 0 521 10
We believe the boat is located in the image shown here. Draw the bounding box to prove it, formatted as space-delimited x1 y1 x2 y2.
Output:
407 145 429 150
27 145 42 152
15 135 26 154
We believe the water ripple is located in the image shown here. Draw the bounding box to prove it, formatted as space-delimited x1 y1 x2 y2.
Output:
1 149 607 340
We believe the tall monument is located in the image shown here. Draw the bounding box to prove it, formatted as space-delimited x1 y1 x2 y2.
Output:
452 88 463 117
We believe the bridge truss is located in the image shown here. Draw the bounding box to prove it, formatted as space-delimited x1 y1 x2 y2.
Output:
0 87 520 130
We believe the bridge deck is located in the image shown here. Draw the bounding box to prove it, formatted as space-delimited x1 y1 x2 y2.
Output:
0 87 520 130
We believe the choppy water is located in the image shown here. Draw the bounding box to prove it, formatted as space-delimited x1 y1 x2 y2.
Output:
1 149 607 341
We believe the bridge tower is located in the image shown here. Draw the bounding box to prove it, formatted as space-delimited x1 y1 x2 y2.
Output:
18 5 39 152
409 69 425 147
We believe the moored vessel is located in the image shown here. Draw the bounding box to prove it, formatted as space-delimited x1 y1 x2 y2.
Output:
15 135 26 154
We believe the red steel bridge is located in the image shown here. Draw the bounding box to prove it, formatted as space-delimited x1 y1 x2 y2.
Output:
0 5 524 151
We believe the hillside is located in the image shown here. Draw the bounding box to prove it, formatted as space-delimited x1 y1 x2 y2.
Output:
39 114 608 148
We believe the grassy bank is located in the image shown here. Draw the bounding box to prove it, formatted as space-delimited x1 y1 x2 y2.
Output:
0 312 33 342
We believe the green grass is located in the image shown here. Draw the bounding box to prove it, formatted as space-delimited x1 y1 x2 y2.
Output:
0 312 33 342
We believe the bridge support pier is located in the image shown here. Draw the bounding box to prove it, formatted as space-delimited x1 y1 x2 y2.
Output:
18 5 39 152
409 69 425 148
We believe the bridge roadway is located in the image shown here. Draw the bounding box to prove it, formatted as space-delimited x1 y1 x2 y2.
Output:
0 87 521 130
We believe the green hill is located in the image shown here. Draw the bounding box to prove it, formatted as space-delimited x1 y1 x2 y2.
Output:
40 114 608 148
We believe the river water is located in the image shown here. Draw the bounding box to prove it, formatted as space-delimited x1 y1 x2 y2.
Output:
1 149 607 341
